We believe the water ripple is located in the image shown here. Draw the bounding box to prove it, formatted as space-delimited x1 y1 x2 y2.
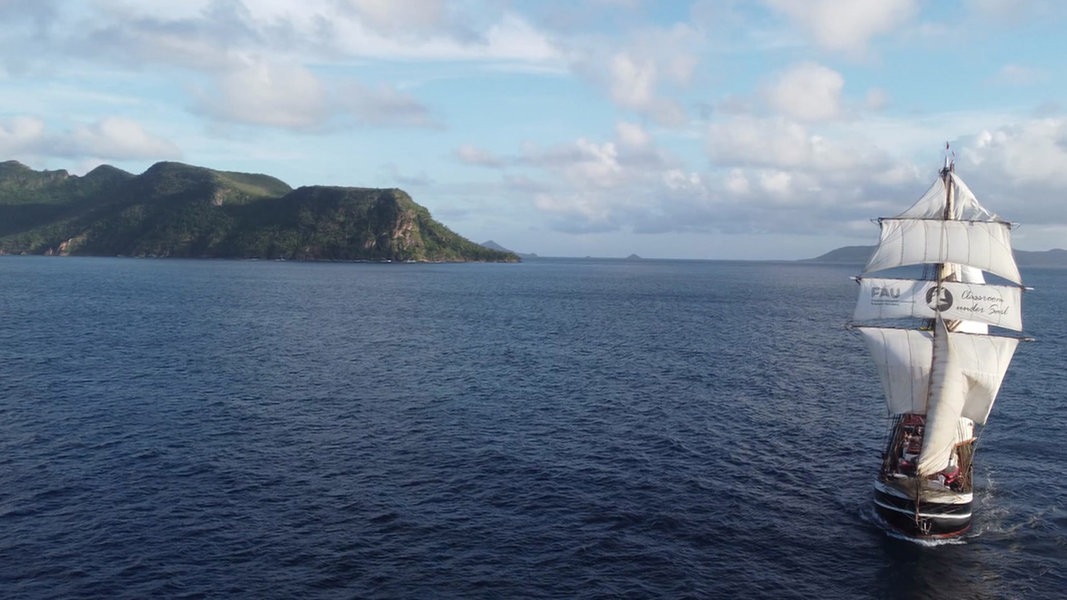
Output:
0 257 1063 599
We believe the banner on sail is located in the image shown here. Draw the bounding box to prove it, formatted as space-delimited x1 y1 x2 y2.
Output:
853 278 1022 331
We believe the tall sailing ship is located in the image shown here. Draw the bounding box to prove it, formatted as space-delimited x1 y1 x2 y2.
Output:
850 149 1028 538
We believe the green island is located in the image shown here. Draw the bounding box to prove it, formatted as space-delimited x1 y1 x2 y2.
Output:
0 160 518 263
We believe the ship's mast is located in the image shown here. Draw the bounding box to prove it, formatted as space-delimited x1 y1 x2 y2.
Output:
939 146 955 279
912 148 959 506
935 146 958 330
941 149 954 215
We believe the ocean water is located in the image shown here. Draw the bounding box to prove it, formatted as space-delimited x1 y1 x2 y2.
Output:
0 256 1063 599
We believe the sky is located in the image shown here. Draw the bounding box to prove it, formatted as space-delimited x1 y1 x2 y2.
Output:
2 0 1066 260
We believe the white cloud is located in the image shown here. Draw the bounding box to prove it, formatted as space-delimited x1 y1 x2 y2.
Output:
865 88 890 111
759 170 794 195
345 0 450 35
0 116 47 154
197 59 328 129
64 117 181 158
516 126 685 234
989 64 1046 86
72 1 252 71
723 168 751 195
602 52 687 125
194 57 437 130
1 115 179 160
456 144 503 167
309 5 561 63
662 169 704 192
707 116 786 168
615 122 652 149
567 20 698 127
967 119 1067 186
707 116 876 171
78 0 561 71
933 118 1067 249
764 62 845 122
568 139 623 188
609 53 656 110
514 115 878 239
534 191 616 229
54 1 555 135
961 0 1067 23
764 0 918 55
479 15 562 63
335 81 440 128
634 23 700 86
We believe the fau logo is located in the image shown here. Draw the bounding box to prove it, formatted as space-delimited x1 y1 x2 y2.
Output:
870 286 900 299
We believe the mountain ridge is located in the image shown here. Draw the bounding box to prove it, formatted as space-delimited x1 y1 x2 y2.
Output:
0 160 518 263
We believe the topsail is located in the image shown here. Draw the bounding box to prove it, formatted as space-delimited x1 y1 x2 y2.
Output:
861 171 1020 284
862 219 1020 284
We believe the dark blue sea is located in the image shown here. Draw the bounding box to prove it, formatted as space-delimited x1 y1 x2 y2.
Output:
0 256 1063 599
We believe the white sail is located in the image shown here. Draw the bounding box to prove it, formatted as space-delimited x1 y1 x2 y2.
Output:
855 326 1019 422
862 219 1020 284
898 173 1001 222
853 278 1022 330
917 315 967 475
856 327 931 415
951 330 1020 424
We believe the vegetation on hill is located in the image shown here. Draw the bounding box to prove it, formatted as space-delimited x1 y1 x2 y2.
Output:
0 160 518 262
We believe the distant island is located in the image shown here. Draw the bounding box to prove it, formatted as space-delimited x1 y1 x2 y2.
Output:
0 160 519 263
808 245 1067 267
480 239 541 259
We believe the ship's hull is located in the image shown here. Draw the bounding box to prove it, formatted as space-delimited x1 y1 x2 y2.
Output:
873 479 972 538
